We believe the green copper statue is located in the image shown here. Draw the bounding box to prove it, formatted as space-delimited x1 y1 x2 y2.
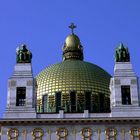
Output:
16 44 32 63
115 43 130 62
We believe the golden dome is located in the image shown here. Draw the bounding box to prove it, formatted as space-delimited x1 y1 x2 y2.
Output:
36 60 111 113
36 23 111 114
62 23 83 61
62 34 83 61
65 34 80 49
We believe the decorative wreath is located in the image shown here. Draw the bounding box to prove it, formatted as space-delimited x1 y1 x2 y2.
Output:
105 128 117 138
7 128 19 139
32 128 44 139
56 127 68 138
80 127 93 138
129 128 140 137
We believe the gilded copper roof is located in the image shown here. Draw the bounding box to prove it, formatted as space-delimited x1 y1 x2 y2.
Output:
36 60 111 113
35 24 111 113
65 34 80 49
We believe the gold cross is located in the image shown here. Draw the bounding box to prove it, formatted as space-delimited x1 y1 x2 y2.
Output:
69 23 76 34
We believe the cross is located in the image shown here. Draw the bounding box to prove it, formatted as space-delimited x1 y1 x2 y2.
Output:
69 23 76 34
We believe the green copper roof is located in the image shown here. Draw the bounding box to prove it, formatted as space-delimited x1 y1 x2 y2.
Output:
115 43 130 62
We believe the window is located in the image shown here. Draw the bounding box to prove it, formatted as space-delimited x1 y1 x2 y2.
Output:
43 95 48 112
16 87 26 106
55 92 61 113
99 93 104 112
70 91 76 112
121 86 131 105
85 91 91 112
92 93 99 113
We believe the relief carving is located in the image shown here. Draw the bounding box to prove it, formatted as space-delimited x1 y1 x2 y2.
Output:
56 127 68 140
27 80 33 86
9 80 16 87
131 79 137 85
114 79 120 85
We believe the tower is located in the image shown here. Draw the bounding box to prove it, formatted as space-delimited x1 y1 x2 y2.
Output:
4 44 36 118
110 43 140 117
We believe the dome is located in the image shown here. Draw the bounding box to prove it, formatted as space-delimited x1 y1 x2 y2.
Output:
36 23 111 114
62 34 83 60
62 23 83 61
36 60 111 113
65 34 80 49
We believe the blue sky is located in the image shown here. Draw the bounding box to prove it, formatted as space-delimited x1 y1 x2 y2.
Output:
0 0 140 117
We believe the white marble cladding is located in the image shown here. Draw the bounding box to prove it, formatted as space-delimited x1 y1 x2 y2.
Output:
114 62 136 77
12 63 33 77
110 62 140 117
37 110 111 118
1 124 140 140
4 63 36 118
110 77 139 107
37 110 140 118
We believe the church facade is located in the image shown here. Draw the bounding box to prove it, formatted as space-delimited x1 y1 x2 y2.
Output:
0 24 140 140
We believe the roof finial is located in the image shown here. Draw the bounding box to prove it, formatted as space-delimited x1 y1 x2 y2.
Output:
69 23 76 34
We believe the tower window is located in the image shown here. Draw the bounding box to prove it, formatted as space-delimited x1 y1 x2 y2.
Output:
55 92 61 113
70 91 76 112
16 87 26 106
85 91 91 112
43 95 48 112
121 86 131 105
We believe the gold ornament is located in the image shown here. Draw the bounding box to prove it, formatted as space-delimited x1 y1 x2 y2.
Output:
32 128 44 140
7 128 19 140
23 129 27 140
105 128 117 140
80 127 93 140
47 129 51 140
97 129 101 140
129 127 140 140
56 127 68 140
121 129 125 140
72 128 77 140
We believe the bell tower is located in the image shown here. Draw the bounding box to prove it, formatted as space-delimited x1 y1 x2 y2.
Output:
110 43 140 117
4 44 36 118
